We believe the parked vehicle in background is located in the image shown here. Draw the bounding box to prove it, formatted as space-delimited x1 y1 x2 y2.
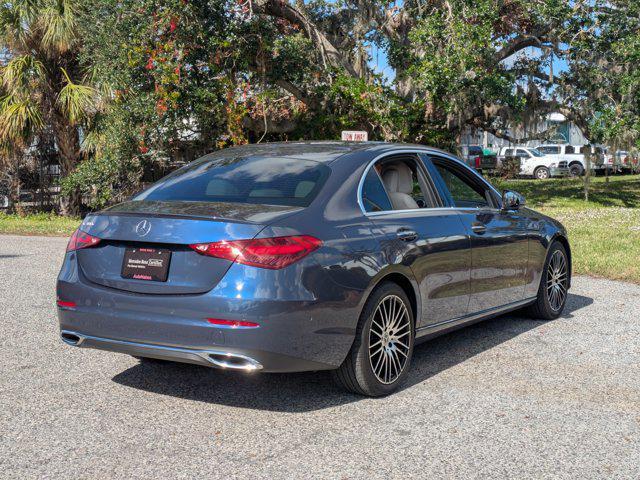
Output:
538 144 586 176
538 144 607 176
497 147 570 179
609 150 633 174
460 145 497 173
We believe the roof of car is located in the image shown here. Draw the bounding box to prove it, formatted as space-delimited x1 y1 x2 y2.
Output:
201 141 458 164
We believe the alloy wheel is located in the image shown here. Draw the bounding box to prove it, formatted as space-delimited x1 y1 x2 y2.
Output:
547 250 568 311
536 168 549 179
368 294 411 384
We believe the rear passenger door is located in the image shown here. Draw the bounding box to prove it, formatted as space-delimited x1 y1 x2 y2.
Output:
360 153 472 327
425 155 530 313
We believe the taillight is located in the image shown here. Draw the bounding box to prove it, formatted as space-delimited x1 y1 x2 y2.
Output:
190 235 322 269
66 228 101 252
475 156 481 168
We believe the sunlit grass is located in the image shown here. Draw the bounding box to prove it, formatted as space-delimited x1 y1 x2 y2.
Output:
494 175 640 283
0 213 80 236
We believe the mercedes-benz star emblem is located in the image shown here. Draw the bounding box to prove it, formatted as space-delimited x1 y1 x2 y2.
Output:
135 220 152 237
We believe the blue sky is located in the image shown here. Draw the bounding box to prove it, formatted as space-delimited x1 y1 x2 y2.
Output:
368 44 570 86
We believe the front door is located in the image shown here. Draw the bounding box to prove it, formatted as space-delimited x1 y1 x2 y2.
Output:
426 155 529 314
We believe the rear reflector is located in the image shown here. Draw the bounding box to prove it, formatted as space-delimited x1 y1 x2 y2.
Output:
56 299 77 309
190 235 321 269
207 318 260 329
66 229 101 252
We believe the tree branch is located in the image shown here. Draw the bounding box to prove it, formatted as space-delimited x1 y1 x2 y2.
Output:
495 31 553 62
274 79 318 109
253 0 359 77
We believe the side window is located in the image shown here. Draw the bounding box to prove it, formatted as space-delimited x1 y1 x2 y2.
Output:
432 161 493 209
504 148 514 156
361 168 393 212
516 149 531 158
565 145 575 154
361 156 439 212
539 146 560 154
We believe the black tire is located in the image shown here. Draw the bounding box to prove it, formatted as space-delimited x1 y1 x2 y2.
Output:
534 166 550 180
333 282 415 396
569 163 584 177
525 241 570 320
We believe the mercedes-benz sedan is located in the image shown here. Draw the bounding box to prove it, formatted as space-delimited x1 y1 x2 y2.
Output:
57 142 571 396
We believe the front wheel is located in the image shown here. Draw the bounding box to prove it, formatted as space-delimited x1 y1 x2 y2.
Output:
534 166 550 180
333 282 415 396
526 241 570 320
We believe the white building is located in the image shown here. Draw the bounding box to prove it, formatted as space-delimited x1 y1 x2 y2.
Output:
461 113 589 151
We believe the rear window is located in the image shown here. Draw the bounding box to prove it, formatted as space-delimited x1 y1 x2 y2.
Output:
135 156 330 207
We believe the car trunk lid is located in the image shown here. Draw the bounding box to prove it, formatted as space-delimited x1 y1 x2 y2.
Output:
75 200 301 294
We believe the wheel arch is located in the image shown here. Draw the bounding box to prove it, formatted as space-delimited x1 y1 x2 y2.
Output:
362 270 420 327
551 233 572 288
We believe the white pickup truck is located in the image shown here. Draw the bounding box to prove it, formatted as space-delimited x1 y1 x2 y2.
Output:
537 144 605 176
497 146 570 179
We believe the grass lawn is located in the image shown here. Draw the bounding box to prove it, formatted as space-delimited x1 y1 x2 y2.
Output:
495 174 640 283
1 175 639 283
0 213 80 237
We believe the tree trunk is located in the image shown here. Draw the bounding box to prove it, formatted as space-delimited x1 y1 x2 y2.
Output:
7 173 23 216
53 120 83 216
583 145 591 202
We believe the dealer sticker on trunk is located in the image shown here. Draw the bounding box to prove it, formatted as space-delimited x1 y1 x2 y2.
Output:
121 247 172 282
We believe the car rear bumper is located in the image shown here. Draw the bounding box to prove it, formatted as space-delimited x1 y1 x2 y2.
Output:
57 257 362 372
60 330 265 370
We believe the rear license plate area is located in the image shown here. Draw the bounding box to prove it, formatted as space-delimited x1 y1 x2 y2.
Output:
121 247 171 282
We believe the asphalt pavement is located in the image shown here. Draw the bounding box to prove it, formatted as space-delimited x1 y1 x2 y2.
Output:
1 234 639 479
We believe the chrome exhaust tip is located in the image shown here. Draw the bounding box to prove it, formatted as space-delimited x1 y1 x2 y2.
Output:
205 352 263 371
60 331 84 346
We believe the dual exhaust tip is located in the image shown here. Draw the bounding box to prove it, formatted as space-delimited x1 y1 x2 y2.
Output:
60 330 262 371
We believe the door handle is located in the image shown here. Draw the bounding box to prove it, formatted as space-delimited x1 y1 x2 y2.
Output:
396 228 418 242
471 222 487 234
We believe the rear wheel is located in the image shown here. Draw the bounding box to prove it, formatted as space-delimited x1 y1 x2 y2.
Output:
526 241 569 320
569 163 584 177
333 282 414 396
534 166 550 180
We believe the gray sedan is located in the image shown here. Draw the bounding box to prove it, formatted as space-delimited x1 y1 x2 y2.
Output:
57 142 571 396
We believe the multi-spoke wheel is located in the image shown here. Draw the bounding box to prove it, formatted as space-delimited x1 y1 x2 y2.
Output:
333 282 414 396
546 250 568 312
368 295 412 384
526 241 570 320
534 166 550 180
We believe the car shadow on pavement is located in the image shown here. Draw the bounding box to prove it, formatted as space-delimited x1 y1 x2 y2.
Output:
112 292 593 412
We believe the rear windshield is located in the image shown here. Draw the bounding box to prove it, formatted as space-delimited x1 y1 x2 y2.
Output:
135 156 331 207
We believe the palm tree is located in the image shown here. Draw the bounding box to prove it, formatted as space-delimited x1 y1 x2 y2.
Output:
0 0 98 215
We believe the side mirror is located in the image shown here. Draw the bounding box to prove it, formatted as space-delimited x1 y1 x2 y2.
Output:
502 190 525 211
